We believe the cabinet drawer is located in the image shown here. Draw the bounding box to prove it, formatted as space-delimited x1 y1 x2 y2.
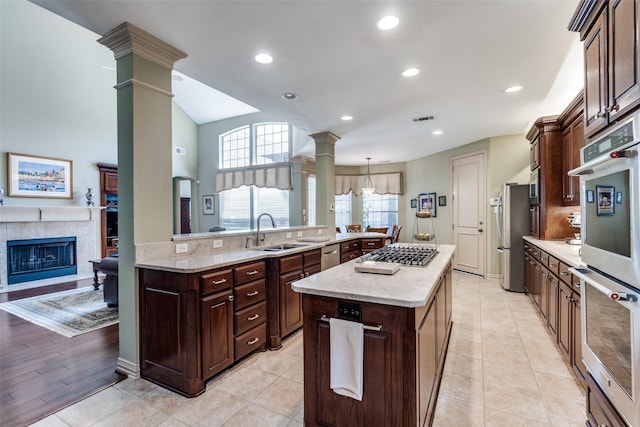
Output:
235 322 267 360
350 240 361 250
547 255 560 276
234 279 266 311
235 261 266 285
235 301 266 335
279 254 303 274
340 242 352 253
303 249 322 266
201 269 233 296
539 250 549 267
361 238 383 250
558 262 572 286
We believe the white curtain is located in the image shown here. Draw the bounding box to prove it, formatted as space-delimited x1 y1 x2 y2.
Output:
216 164 291 193
335 172 402 195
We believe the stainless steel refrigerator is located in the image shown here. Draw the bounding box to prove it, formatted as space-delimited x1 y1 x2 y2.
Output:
496 183 529 292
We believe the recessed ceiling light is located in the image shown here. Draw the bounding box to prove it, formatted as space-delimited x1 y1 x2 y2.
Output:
255 53 273 64
282 92 297 100
402 67 420 77
432 130 443 135
341 115 353 121
377 15 399 30
504 85 522 93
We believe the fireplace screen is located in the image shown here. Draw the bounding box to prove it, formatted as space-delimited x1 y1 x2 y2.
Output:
7 237 77 284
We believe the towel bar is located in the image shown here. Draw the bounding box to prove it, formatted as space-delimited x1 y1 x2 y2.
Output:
320 314 382 331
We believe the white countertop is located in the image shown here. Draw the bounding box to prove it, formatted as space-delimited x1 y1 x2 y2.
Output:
292 244 455 308
135 232 388 273
523 236 583 267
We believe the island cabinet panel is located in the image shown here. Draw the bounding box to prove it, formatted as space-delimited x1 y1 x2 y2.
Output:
139 269 204 397
267 248 322 349
201 290 234 380
301 262 452 427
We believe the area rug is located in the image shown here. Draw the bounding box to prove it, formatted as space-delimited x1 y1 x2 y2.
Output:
0 286 118 338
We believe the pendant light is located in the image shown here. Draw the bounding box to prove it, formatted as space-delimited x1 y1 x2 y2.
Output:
361 157 376 195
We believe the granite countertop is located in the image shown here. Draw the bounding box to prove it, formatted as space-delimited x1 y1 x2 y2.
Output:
291 244 455 308
135 232 388 273
523 236 583 267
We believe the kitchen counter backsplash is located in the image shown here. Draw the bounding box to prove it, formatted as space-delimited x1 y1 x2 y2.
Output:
523 236 583 267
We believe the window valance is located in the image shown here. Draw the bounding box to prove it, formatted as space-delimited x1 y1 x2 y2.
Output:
335 172 403 195
216 164 292 193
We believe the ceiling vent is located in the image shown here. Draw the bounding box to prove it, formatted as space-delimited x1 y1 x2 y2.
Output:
412 115 436 122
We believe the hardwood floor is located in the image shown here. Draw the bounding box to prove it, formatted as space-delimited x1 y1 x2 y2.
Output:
0 278 124 427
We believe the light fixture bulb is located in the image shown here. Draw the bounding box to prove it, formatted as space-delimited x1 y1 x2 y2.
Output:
378 15 399 30
341 115 353 121
432 130 443 135
503 85 522 93
255 53 273 64
402 67 420 77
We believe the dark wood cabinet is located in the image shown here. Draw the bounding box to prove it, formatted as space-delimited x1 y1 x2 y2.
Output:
97 163 118 257
586 372 629 427
558 281 573 360
340 239 362 263
572 0 640 139
233 261 267 360
559 93 585 206
301 262 452 427
201 289 234 379
360 237 385 254
267 248 322 349
526 117 576 240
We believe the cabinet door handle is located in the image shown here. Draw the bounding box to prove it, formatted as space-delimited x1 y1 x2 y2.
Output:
247 337 260 345
560 271 569 276
248 314 260 321
367 242 376 246
596 110 606 118
549 263 557 268
246 270 259 276
212 279 227 285
228 295 234 301
608 104 620 113
247 290 259 297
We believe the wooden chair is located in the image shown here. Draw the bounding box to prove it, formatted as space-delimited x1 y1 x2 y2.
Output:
366 226 388 234
387 225 402 244
345 224 362 233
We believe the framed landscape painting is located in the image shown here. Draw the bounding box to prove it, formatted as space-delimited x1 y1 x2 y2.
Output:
8 153 73 199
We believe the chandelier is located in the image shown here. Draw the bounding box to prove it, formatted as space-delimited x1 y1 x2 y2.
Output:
361 157 375 195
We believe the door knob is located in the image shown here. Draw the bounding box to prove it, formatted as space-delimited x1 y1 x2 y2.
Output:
478 229 483 232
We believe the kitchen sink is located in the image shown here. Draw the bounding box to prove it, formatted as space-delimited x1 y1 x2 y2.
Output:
260 243 309 252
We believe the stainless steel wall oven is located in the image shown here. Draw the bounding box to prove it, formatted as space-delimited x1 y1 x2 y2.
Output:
569 114 640 426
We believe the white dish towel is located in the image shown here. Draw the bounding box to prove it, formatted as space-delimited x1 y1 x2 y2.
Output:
329 317 364 401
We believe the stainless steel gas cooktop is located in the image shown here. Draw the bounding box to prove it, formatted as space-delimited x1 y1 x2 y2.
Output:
356 245 438 267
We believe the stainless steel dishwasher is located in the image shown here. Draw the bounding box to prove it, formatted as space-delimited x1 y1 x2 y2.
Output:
321 243 340 271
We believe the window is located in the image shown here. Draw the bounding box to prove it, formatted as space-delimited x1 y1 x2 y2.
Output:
363 194 398 229
219 123 290 229
307 175 316 226
335 193 352 230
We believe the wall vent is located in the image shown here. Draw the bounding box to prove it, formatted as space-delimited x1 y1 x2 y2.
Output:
175 147 186 155
412 115 436 122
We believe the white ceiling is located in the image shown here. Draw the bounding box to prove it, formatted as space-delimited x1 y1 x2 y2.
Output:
31 0 583 166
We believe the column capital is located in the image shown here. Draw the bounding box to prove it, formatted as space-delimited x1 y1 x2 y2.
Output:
98 22 187 69
309 131 341 145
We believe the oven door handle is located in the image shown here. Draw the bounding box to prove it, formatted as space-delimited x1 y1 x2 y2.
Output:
570 267 638 302
568 148 638 176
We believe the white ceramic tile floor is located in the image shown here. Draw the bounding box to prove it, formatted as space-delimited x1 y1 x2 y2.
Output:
32 272 585 426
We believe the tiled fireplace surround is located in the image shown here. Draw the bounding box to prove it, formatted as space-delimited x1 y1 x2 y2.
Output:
0 206 102 291
0 205 332 292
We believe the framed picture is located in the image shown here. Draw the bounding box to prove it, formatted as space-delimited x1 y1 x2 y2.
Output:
202 195 215 215
596 185 615 216
418 192 437 217
586 189 595 203
410 198 417 209
438 195 446 207
7 152 73 199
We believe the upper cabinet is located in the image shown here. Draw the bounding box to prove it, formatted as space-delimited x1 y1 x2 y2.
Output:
559 92 585 207
570 0 640 139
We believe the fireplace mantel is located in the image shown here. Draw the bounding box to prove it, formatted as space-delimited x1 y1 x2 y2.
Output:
0 206 104 222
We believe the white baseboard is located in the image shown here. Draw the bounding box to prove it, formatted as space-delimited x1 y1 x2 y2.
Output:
116 357 140 378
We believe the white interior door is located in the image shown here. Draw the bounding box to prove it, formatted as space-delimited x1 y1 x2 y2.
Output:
452 152 486 276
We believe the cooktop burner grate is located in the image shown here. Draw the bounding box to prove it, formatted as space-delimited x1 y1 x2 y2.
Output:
357 245 438 267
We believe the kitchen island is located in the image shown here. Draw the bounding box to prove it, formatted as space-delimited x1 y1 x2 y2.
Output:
292 244 455 427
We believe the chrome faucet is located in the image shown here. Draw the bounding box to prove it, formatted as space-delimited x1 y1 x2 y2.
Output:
255 212 277 246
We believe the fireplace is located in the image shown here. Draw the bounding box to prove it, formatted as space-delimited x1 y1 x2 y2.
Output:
7 237 77 284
